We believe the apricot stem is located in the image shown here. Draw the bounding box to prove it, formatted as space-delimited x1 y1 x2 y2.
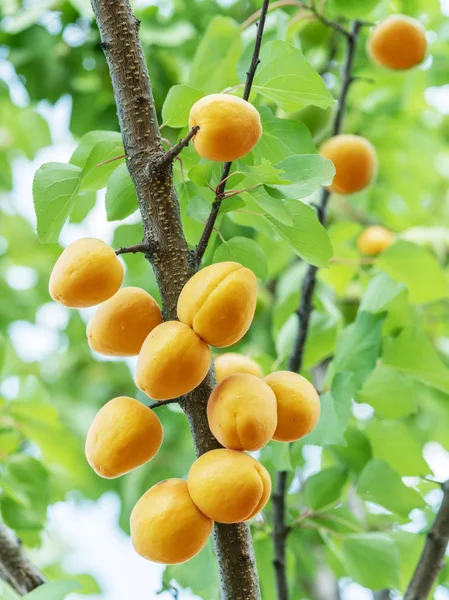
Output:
195 0 270 264
96 153 126 167
149 399 179 410
160 125 200 166
115 243 151 256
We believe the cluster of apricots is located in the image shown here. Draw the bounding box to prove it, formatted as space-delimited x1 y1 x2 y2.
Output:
49 242 320 564
46 11 425 566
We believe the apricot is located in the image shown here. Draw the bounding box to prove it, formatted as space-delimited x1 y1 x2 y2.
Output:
177 262 257 348
187 449 271 523
357 225 394 256
49 238 123 308
130 479 213 564
215 353 263 383
368 15 427 71
87 287 162 357
85 396 162 478
320 135 377 195
207 374 277 451
189 94 262 162
265 371 320 442
135 321 211 400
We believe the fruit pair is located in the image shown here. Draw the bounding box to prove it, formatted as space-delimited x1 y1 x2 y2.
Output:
135 261 258 400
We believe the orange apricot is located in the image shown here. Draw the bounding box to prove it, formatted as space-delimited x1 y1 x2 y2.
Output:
189 94 262 162
215 353 263 383
368 15 427 71
357 225 394 256
207 374 277 451
87 287 162 357
135 321 211 400
177 262 257 348
130 479 213 564
187 449 271 523
85 396 162 478
320 135 377 195
265 371 320 442
49 238 123 308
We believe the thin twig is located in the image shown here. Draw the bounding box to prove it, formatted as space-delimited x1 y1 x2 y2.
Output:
195 0 270 265
115 243 151 256
272 21 363 600
149 399 179 410
159 126 200 167
404 480 449 600
96 153 125 167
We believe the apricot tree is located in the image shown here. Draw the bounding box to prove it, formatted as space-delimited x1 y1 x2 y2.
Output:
1 1 449 600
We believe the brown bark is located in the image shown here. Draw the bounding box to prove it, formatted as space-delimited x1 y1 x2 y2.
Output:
89 1 261 598
0 522 45 595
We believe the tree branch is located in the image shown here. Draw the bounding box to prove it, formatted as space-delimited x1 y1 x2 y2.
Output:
404 480 449 600
272 20 362 600
159 126 200 167
115 243 151 255
90 1 261 597
0 522 45 595
195 0 270 265
149 399 179 410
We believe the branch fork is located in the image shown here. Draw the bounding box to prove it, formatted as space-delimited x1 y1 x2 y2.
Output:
159 126 200 167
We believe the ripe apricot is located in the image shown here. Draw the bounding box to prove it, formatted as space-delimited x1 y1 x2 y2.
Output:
135 321 211 400
265 371 320 442
87 287 162 357
189 94 262 162
320 135 377 195
207 374 277 451
130 479 213 564
177 262 257 348
215 353 263 383
357 225 394 256
368 15 427 71
85 396 162 478
49 238 123 308
187 449 271 523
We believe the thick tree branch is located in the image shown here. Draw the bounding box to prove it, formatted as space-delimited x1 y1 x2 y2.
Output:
159 126 200 166
90 1 261 598
272 20 362 600
404 480 449 600
0 522 45 595
195 0 270 264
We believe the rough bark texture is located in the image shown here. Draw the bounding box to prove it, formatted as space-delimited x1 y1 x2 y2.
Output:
89 1 261 598
0 522 46 595
404 481 449 600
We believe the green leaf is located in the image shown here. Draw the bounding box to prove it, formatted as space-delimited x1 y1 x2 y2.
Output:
356 365 418 419
329 427 372 475
189 16 241 93
360 272 407 314
305 392 344 446
70 131 122 169
24 581 82 600
33 162 81 243
269 154 335 199
0 581 20 600
213 237 268 280
377 241 448 305
270 442 293 471
253 107 316 164
105 163 138 221
365 421 430 476
265 200 333 268
305 466 348 510
330 0 382 18
236 159 286 186
253 41 334 112
343 533 400 590
162 85 205 127
163 542 219 600
187 195 210 223
333 312 383 389
304 311 341 370
69 192 96 223
243 188 292 226
357 459 425 516
390 532 425 592
383 326 449 393
79 137 124 192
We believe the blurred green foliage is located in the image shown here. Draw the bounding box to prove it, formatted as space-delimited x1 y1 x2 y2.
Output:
2 0 449 598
